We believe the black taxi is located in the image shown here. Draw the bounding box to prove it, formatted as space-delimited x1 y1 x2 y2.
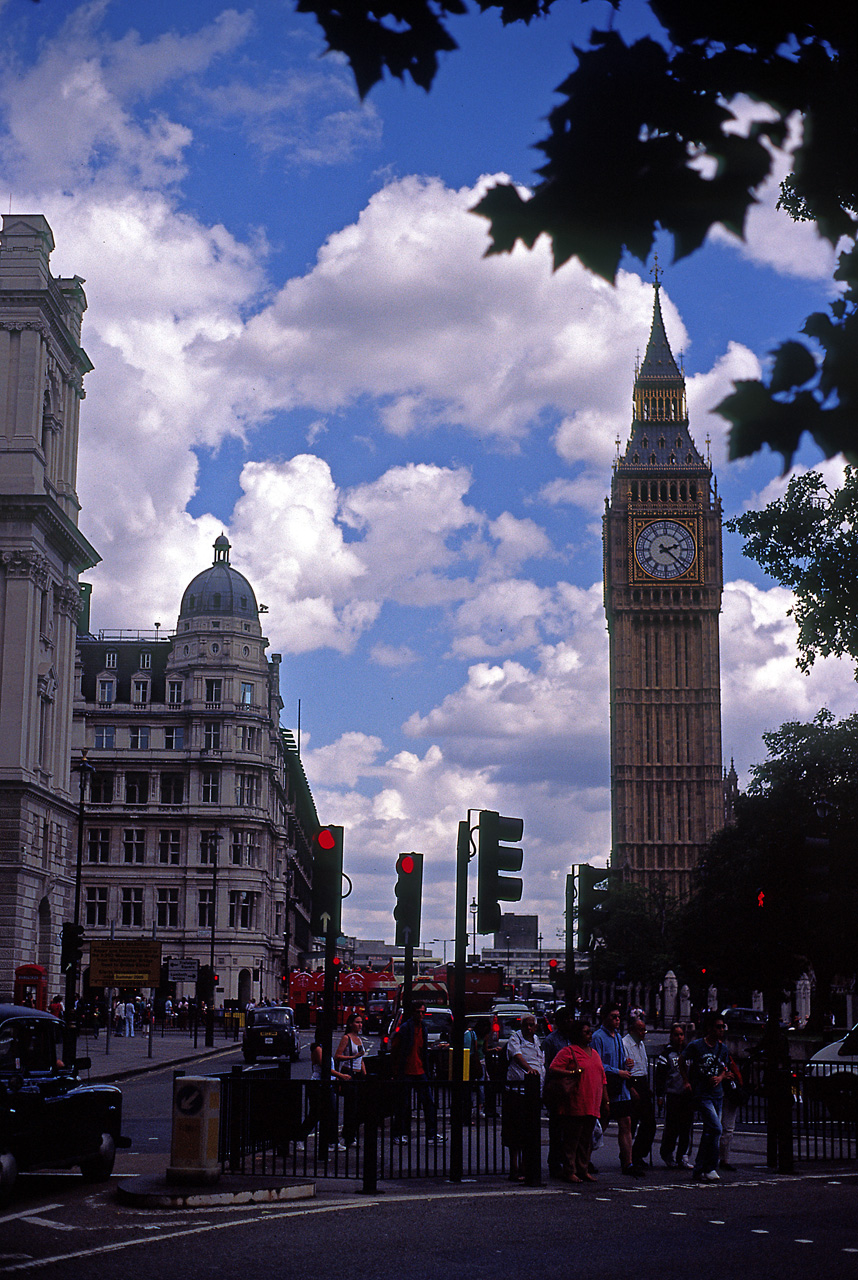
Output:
0 1004 129 1203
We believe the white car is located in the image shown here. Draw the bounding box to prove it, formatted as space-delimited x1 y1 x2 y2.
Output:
807 1024 858 1120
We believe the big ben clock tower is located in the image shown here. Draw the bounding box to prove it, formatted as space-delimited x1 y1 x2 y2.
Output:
603 280 724 900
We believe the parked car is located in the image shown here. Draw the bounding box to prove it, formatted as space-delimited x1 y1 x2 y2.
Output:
0 1003 129 1204
242 1005 300 1064
806 1024 858 1120
720 1007 768 1032
379 1006 453 1057
365 998 394 1034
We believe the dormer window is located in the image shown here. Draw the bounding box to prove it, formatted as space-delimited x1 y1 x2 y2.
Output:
140 652 151 670
105 652 117 669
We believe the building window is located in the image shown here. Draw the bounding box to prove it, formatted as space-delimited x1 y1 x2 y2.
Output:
168 680 183 707
229 891 256 930
201 771 220 803
235 772 259 807
240 682 253 706
121 886 143 927
204 722 222 751
87 829 110 863
275 902 283 938
238 725 258 752
94 726 115 749
198 888 214 928
90 771 114 804
200 831 220 865
98 679 115 705
129 726 150 750
205 678 222 708
158 829 181 865
164 726 184 750
159 773 184 805
125 772 149 805
132 679 149 706
123 829 145 863
105 652 117 669
230 830 245 865
86 886 108 927
157 888 179 928
139 652 151 670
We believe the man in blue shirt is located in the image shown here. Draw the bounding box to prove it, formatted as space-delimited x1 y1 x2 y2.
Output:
591 1004 640 1177
680 1010 732 1181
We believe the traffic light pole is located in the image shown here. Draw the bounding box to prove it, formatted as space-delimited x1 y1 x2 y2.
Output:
449 819 470 1184
403 944 414 1012
565 873 576 1008
319 922 338 1156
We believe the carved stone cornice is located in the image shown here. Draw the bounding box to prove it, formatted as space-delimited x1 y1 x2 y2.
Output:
55 581 83 620
1 547 50 587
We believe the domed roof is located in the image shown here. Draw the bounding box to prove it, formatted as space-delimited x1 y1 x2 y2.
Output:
178 536 259 624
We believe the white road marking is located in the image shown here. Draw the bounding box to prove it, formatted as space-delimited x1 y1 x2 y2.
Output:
10 1218 76 1233
751 1230 769 1234
0 1188 562 1273
0 1207 63 1228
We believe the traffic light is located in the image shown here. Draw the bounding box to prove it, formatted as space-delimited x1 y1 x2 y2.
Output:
577 865 615 948
548 957 559 987
310 825 344 937
394 852 423 947
577 865 596 949
477 809 524 934
60 922 85 975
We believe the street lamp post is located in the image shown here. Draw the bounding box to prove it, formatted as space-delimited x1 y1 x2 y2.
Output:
205 831 222 1048
469 897 478 961
538 932 543 981
64 751 92 1064
505 934 511 991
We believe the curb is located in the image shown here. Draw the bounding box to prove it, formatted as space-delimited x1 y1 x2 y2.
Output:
117 1175 316 1209
87 1045 237 1083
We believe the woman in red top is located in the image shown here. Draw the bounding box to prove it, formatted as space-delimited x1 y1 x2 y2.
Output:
547 1019 608 1182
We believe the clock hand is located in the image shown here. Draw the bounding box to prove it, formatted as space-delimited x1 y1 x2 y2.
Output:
658 542 681 561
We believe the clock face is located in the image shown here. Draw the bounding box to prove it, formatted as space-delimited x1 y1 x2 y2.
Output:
634 520 696 579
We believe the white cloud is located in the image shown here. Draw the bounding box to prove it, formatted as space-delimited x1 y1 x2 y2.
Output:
710 106 841 282
720 580 857 780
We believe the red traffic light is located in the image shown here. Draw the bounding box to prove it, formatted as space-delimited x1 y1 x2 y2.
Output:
400 854 415 874
332 956 341 967
548 958 558 970
317 828 336 850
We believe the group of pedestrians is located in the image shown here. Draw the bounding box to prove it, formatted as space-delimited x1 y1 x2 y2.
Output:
289 999 746 1185
540 1002 744 1185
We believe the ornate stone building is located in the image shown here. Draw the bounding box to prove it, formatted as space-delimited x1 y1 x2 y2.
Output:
73 537 316 1005
603 283 724 900
0 215 99 996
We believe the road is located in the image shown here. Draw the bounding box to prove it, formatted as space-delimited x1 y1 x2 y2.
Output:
1 1035 856 1277
1 1166 856 1279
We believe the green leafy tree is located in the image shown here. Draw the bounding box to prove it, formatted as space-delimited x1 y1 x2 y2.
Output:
676 709 858 1024
590 880 677 985
298 0 856 467
726 466 858 676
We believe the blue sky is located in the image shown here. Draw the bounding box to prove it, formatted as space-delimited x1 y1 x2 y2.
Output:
4 0 853 945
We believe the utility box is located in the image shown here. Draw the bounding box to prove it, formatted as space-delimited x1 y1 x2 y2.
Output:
166 1075 221 1184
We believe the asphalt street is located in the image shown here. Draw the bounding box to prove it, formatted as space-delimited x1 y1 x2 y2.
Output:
2 1030 856 1277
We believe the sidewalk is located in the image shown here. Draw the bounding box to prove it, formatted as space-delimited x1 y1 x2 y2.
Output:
75 1023 241 1082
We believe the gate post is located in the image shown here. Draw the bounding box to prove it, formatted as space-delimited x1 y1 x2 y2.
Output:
360 1077 380 1194
522 1074 543 1186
